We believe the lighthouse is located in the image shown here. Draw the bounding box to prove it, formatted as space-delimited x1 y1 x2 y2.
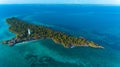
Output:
28 28 31 35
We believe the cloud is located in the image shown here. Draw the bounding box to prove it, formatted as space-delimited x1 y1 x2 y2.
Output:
0 0 120 4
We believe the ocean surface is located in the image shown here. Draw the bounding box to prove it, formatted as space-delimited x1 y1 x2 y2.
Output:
0 4 120 67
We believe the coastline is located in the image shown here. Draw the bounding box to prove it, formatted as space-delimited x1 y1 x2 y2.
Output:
2 17 103 48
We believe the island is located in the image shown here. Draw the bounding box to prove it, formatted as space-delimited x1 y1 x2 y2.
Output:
2 17 103 48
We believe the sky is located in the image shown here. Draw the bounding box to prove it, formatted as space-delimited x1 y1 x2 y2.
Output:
0 0 120 5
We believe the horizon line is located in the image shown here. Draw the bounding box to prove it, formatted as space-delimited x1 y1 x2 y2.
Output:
0 3 120 6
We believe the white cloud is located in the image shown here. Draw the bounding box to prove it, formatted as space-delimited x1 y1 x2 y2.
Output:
0 0 120 4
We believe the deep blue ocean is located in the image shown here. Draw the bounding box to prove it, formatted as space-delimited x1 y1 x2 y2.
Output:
0 4 120 67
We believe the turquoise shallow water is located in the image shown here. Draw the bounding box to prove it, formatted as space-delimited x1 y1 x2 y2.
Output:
0 4 120 67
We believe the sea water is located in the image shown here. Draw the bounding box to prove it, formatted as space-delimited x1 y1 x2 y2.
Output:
0 4 120 67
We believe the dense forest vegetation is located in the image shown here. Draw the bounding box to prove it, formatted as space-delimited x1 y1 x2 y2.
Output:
2 17 103 48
